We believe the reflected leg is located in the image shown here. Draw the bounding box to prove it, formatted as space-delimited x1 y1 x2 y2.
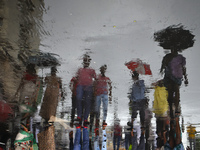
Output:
131 131 138 150
83 86 93 120
139 100 145 127
113 136 116 150
167 83 174 119
102 94 108 121
137 131 145 150
168 121 175 149
125 132 131 150
83 127 89 150
117 136 121 150
76 85 83 119
102 129 107 150
174 84 180 113
131 102 138 123
175 116 181 146
71 96 76 124
95 95 101 121
94 135 100 150
89 94 95 128
73 128 81 150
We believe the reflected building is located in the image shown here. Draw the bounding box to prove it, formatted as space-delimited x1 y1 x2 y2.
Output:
0 0 44 101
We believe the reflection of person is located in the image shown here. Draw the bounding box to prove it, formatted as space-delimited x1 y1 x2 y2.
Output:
160 49 188 117
187 125 196 150
112 120 122 150
124 122 132 150
69 130 74 150
75 54 96 126
69 76 78 126
15 63 39 120
39 66 62 122
94 65 112 127
130 71 146 127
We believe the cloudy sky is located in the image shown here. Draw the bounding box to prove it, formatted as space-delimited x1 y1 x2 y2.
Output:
39 0 200 146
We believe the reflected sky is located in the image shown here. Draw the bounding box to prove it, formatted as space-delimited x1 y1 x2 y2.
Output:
37 0 200 147
39 0 200 117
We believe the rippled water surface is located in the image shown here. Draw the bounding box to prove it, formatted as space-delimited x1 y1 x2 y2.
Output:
0 0 200 149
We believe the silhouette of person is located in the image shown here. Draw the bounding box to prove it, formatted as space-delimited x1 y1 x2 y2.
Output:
160 49 188 118
74 54 96 127
39 66 63 122
94 64 112 127
112 119 122 150
15 63 39 121
130 71 146 128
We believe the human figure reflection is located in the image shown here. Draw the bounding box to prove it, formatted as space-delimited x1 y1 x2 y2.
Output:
73 54 96 150
160 49 188 118
15 63 39 121
13 64 42 149
39 66 63 123
157 46 188 150
94 64 112 128
74 54 96 127
124 121 132 150
152 80 170 149
112 119 122 150
130 71 146 128
187 124 196 150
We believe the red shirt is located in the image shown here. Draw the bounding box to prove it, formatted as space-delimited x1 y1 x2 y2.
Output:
95 74 111 95
76 67 96 86
23 72 37 84
114 124 122 136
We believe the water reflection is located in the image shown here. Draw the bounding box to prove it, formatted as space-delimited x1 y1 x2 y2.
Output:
39 66 62 122
0 0 200 150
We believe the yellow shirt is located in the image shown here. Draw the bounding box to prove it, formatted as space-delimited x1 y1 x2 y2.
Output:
187 126 196 139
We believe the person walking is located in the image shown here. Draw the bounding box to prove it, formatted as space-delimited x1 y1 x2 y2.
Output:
124 122 132 150
187 125 196 150
94 65 112 127
74 54 96 127
160 49 188 118
39 66 63 123
130 71 146 128
112 119 122 150
15 63 40 122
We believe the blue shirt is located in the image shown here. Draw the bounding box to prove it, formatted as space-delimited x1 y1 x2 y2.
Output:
131 80 145 101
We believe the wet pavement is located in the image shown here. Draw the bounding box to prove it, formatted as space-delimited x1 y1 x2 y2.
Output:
1 0 200 150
